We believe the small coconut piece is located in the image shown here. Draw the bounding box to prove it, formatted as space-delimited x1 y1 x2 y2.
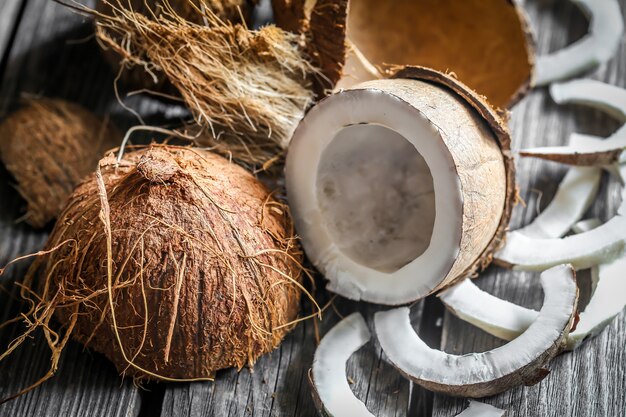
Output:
0 98 119 228
310 313 373 417
534 0 623 86
376 265 578 398
551 79 626 124
285 67 515 304
13 146 303 381
95 0 254 93
518 166 601 238
92 2 315 166
456 401 506 417
273 0 534 109
520 136 626 166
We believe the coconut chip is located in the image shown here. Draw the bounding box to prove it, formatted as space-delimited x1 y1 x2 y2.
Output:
87 0 317 167
310 313 373 417
376 265 578 398
456 401 506 417
534 0 624 86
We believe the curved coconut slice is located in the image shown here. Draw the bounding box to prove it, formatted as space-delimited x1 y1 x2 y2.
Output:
439 278 539 341
518 166 601 239
444 216 626 349
285 67 515 304
534 0 624 86
550 79 626 123
519 136 626 166
311 313 373 417
495 217 626 271
375 265 578 398
456 401 506 417
274 0 534 109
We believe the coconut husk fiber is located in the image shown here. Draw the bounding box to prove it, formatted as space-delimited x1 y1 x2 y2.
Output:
0 98 120 228
91 1 316 167
95 0 257 94
10 145 304 383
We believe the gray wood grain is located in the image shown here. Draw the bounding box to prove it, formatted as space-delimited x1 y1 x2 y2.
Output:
0 1 142 415
432 0 626 416
161 298 423 417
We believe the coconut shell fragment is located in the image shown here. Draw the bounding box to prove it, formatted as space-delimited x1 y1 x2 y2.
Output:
274 0 534 109
0 98 119 228
26 146 303 380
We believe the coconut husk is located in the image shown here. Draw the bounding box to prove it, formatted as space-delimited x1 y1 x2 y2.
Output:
91 2 316 167
12 145 303 382
0 98 120 228
95 0 256 94
274 0 534 109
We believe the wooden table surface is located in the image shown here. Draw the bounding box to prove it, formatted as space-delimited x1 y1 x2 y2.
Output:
0 0 624 416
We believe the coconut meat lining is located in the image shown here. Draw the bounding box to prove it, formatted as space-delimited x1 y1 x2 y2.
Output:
311 313 373 417
285 88 463 304
375 265 577 394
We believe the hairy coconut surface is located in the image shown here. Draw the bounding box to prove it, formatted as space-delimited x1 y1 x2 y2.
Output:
286 67 515 304
273 0 534 109
0 98 119 228
91 2 315 167
11 146 303 382
95 0 256 93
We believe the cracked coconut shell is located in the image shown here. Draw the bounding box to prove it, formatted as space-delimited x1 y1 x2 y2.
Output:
273 0 534 109
33 146 302 380
0 98 120 228
95 0 257 93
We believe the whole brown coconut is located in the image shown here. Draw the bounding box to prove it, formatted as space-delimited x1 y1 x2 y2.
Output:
273 0 534 109
95 0 256 93
29 146 302 380
0 98 119 228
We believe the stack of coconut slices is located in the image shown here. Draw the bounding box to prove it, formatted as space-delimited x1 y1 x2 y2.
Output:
286 0 626 415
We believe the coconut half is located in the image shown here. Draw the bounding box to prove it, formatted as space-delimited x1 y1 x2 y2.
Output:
285 67 515 305
375 265 578 398
456 401 506 417
534 0 624 86
310 313 373 417
273 0 534 109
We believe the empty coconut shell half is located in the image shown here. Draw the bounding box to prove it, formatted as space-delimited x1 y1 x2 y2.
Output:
273 0 534 109
0 98 120 228
285 66 515 305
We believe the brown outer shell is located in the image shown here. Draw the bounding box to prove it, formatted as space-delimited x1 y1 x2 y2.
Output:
519 148 624 166
37 146 303 380
391 66 516 291
273 0 535 109
0 99 120 228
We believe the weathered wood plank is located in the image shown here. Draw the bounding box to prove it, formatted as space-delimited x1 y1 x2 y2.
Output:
433 0 626 415
0 1 142 415
0 0 24 73
161 296 422 417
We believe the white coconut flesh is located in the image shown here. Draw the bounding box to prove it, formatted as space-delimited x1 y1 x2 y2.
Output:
456 401 506 417
550 79 626 123
285 78 507 305
375 265 578 398
311 313 374 417
443 219 626 350
517 166 601 239
534 0 624 86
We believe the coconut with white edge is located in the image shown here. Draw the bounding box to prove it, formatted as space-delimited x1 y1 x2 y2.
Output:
310 313 373 417
272 0 534 109
375 265 578 398
285 67 516 305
